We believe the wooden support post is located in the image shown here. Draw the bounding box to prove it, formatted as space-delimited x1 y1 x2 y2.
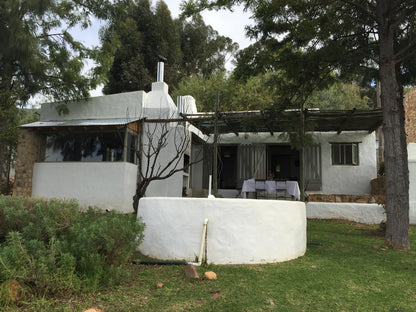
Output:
300 107 305 202
213 91 219 197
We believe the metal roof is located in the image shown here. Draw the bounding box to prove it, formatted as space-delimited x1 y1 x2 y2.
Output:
21 118 143 128
182 109 383 135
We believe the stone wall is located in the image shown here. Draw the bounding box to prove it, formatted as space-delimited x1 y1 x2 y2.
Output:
404 89 416 144
308 193 385 204
370 176 385 195
14 129 42 196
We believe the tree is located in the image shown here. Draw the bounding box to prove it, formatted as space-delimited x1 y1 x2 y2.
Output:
180 14 238 77
132 120 202 214
172 71 276 112
306 82 372 110
184 0 416 248
173 72 371 112
99 0 238 94
101 0 183 93
0 0 109 194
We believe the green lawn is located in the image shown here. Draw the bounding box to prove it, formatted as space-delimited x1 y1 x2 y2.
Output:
5 219 416 312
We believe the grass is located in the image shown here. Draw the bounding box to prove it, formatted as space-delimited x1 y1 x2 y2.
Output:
4 219 416 312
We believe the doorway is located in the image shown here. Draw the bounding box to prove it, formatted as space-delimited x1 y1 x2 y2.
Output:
268 145 300 181
218 146 237 189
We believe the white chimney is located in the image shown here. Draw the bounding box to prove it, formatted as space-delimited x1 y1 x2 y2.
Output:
177 96 182 118
157 61 164 82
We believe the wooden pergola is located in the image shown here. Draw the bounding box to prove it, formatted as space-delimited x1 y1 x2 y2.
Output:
181 108 383 136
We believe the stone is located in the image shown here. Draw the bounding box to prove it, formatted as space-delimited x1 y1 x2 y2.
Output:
83 309 104 312
0 280 22 303
211 292 221 299
184 264 199 279
204 271 217 280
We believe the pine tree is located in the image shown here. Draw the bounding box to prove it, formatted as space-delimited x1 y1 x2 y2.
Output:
0 0 110 192
184 0 416 248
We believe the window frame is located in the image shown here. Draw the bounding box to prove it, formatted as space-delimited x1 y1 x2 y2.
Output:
330 142 359 166
41 126 139 164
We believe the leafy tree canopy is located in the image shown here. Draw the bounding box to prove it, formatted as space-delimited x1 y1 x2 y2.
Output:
1 0 110 104
99 0 238 94
173 72 370 112
173 71 275 112
306 82 372 110
0 0 112 191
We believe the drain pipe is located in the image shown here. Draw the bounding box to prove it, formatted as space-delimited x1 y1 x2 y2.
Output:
208 175 215 199
188 218 209 266
132 218 209 266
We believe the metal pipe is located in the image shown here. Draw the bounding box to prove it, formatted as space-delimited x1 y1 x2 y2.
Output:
157 61 164 82
199 218 209 263
132 218 209 266
131 260 188 265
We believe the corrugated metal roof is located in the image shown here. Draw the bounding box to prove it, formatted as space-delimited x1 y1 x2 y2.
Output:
21 118 143 128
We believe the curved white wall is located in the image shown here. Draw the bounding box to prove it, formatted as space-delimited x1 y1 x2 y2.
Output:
32 162 137 213
137 197 306 264
409 143 416 223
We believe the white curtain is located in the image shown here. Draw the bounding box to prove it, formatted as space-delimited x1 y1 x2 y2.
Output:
237 144 266 186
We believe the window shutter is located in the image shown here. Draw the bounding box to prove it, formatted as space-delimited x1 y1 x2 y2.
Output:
305 144 322 191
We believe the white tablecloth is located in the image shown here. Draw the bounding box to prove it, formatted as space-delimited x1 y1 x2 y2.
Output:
241 179 300 200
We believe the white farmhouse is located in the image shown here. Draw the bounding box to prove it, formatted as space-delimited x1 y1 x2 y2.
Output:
15 65 385 214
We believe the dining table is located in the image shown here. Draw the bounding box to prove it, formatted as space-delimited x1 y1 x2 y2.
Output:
241 179 301 200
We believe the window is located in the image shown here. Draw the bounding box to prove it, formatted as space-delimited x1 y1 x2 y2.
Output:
126 132 138 164
45 131 125 162
331 143 359 165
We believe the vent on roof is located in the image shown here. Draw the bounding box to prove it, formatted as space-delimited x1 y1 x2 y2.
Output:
156 53 167 82
157 62 164 82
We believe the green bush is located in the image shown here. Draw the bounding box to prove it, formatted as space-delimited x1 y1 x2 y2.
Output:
0 195 145 302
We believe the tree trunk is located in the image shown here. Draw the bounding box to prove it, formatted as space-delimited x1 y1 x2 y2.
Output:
0 117 8 186
133 180 150 215
378 0 410 249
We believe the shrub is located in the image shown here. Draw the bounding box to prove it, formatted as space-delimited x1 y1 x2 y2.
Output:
0 195 145 303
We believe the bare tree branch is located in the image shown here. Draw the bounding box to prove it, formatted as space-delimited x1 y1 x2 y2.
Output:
133 117 205 214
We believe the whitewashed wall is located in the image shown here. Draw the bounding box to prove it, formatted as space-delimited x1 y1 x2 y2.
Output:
141 122 186 198
40 91 145 120
306 202 385 224
138 197 307 264
32 162 137 212
208 131 377 195
143 82 177 119
315 131 377 194
408 143 416 224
